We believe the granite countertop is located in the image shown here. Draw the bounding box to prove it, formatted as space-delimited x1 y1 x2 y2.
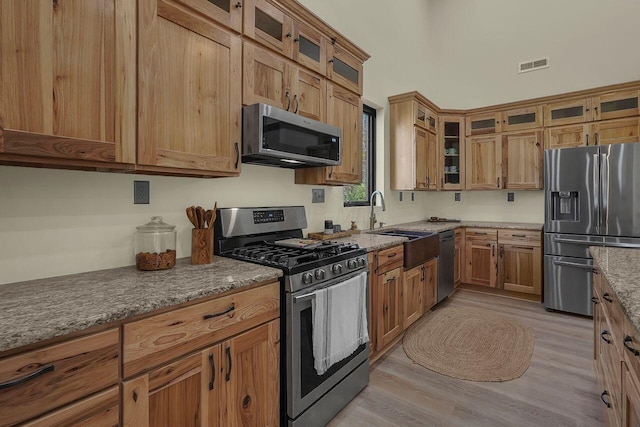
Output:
0 258 282 354
590 247 640 333
329 233 408 252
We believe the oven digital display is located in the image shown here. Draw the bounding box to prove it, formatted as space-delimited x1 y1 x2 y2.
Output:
253 209 285 224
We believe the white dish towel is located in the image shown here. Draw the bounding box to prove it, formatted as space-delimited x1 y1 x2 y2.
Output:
312 271 369 375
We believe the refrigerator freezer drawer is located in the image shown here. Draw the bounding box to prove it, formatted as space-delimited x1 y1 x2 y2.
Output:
544 255 593 316
544 233 604 258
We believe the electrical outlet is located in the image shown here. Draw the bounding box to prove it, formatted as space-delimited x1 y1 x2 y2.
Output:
454 192 461 202
411 192 415 201
507 192 515 202
399 192 403 202
134 180 150 204
312 188 325 203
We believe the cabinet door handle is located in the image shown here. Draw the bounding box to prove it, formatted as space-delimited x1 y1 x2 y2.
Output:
497 177 501 188
329 166 333 179
491 245 495 257
600 330 611 344
595 132 599 145
600 390 611 409
624 335 640 356
293 95 299 114
586 134 589 146
0 364 54 390
286 32 292 38
294 37 300 42
591 296 599 304
602 293 613 303
421 266 425 281
285 91 291 111
203 303 235 320
234 142 239 169
234 1 242 7
499 246 504 258
208 353 216 390
225 347 232 382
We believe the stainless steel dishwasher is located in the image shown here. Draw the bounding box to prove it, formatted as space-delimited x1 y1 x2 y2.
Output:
437 230 455 302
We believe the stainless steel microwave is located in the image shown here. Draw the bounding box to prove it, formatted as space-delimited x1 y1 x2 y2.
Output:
242 103 342 168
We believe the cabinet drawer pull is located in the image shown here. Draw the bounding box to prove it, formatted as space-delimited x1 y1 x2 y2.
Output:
387 253 397 258
591 296 599 304
386 277 395 283
600 390 611 409
624 335 640 356
474 232 487 235
225 347 232 382
600 330 611 344
512 246 533 251
203 303 235 320
602 293 613 303
208 353 216 390
0 364 54 390
512 234 526 238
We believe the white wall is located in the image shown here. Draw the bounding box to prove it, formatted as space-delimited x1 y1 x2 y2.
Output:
1 0 638 284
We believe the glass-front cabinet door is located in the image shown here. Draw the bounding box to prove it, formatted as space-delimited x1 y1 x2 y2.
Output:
244 0 293 57
591 89 640 121
501 105 543 132
292 20 327 76
439 116 465 190
544 98 591 127
413 101 437 134
466 112 502 136
327 42 363 95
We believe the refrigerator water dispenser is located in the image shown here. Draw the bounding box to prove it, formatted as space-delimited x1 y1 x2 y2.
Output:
550 191 579 221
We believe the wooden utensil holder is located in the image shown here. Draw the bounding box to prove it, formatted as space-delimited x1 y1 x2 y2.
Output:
191 229 213 265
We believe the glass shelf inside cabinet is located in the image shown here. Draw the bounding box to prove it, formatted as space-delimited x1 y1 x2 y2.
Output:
443 121 461 185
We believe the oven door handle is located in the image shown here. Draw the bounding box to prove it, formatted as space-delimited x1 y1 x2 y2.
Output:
293 269 367 303
293 292 317 303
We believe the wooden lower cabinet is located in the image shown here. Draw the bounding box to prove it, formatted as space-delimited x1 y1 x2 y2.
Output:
367 252 377 354
624 368 640 427
123 320 279 427
465 239 498 287
423 258 438 312
376 267 403 350
402 264 424 329
454 230 464 287
498 244 542 295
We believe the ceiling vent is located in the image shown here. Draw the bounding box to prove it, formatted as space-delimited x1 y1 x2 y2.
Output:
518 57 549 74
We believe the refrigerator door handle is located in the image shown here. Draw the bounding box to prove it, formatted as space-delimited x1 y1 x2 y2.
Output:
600 152 609 236
552 260 595 270
593 153 600 235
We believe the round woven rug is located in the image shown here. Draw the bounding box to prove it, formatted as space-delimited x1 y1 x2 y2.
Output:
403 306 535 382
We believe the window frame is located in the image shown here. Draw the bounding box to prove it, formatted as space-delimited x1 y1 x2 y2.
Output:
343 104 376 207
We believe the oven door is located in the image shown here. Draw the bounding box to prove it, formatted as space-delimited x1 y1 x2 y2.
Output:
286 269 369 420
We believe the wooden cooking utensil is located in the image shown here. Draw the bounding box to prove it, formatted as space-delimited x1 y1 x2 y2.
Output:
209 202 217 229
205 210 212 229
186 206 198 228
196 206 205 229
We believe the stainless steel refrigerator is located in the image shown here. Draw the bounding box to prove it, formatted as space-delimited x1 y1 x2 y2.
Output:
544 143 640 316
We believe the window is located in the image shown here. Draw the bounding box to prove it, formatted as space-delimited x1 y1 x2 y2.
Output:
343 105 376 206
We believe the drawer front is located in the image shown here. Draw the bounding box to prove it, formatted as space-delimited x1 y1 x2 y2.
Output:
465 228 498 243
376 245 404 273
498 229 541 247
601 278 624 352
454 228 463 238
0 329 119 427
123 282 280 378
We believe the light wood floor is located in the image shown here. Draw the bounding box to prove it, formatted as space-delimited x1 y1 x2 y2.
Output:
328 289 604 427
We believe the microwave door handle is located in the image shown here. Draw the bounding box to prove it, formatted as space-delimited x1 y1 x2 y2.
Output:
593 153 600 235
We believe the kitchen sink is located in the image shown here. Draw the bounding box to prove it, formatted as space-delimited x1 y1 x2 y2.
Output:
370 229 439 269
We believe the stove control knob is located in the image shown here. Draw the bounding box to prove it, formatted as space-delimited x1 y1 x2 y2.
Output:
357 257 366 267
347 259 357 269
302 273 314 284
332 264 343 274
315 269 326 280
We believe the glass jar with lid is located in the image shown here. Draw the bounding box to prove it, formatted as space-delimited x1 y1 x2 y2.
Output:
135 216 177 271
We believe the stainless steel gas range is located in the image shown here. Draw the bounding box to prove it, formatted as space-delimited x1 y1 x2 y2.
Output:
214 206 370 427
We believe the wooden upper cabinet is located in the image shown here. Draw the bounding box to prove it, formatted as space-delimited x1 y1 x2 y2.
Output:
592 89 639 121
439 116 465 190
243 41 290 110
290 67 326 122
137 0 242 176
181 0 243 33
502 130 543 190
501 106 543 132
292 20 327 76
414 128 429 190
243 0 293 57
327 41 363 95
544 97 591 127
0 0 136 168
295 83 362 185
465 135 502 190
426 130 439 190
545 124 590 149
466 112 502 136
591 117 640 146
414 102 437 134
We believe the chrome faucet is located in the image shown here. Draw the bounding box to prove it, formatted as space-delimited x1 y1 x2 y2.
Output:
369 190 386 230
